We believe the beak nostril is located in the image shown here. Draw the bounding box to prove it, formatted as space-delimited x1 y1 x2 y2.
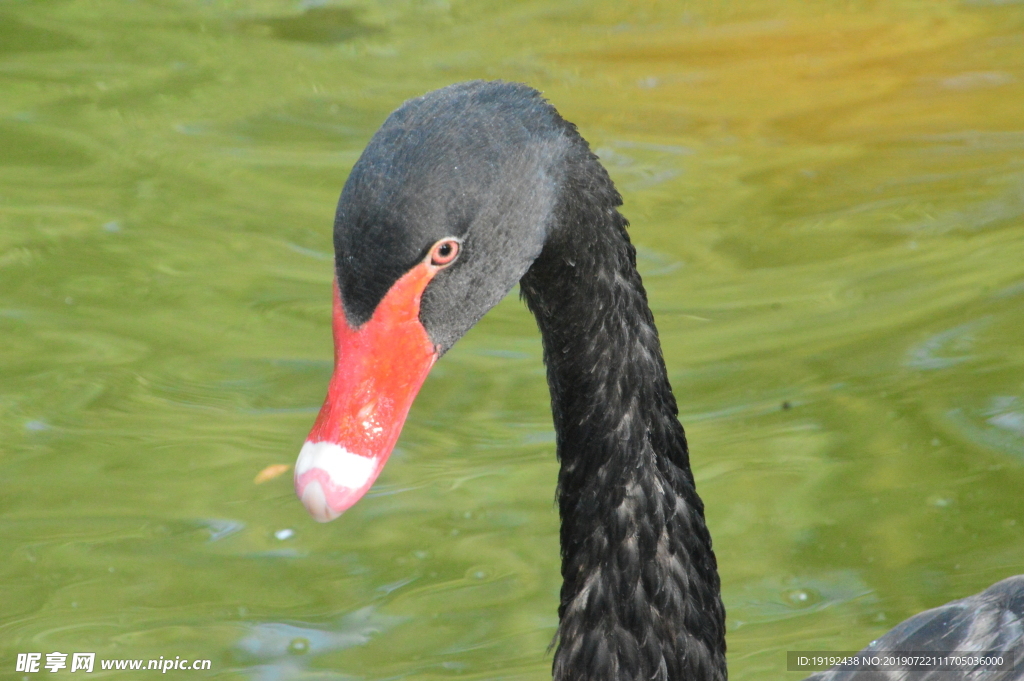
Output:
356 401 375 419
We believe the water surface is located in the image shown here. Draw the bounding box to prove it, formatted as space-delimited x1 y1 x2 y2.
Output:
2 1 1024 679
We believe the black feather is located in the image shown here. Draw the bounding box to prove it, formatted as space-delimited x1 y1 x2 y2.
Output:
520 118 727 681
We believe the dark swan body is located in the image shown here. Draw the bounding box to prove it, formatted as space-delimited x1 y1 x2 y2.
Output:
294 80 1024 681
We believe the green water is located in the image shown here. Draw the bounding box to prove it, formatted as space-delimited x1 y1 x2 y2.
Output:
2 1 1024 678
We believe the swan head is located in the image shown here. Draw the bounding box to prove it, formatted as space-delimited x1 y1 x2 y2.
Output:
295 81 579 521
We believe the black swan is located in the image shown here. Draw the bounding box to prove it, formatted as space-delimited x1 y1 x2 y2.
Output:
292 81 1024 681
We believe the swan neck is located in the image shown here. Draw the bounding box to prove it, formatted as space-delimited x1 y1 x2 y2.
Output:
520 165 727 681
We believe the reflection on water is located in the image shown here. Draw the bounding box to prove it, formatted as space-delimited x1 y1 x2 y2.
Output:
946 405 1024 461
906 319 991 370
726 570 876 628
233 607 404 680
2 0 1024 679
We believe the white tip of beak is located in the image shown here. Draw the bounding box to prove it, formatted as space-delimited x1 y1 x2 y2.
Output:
294 441 379 522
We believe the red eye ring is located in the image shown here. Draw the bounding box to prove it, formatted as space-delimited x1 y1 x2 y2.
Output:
429 238 461 267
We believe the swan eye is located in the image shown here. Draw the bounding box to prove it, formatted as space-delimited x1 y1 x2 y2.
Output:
430 238 461 267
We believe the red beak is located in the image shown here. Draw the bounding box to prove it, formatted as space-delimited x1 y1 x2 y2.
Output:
294 260 440 522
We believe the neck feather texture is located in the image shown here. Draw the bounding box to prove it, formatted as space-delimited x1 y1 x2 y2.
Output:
519 151 726 681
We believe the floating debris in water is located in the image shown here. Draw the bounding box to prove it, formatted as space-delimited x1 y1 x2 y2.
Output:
255 463 290 484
